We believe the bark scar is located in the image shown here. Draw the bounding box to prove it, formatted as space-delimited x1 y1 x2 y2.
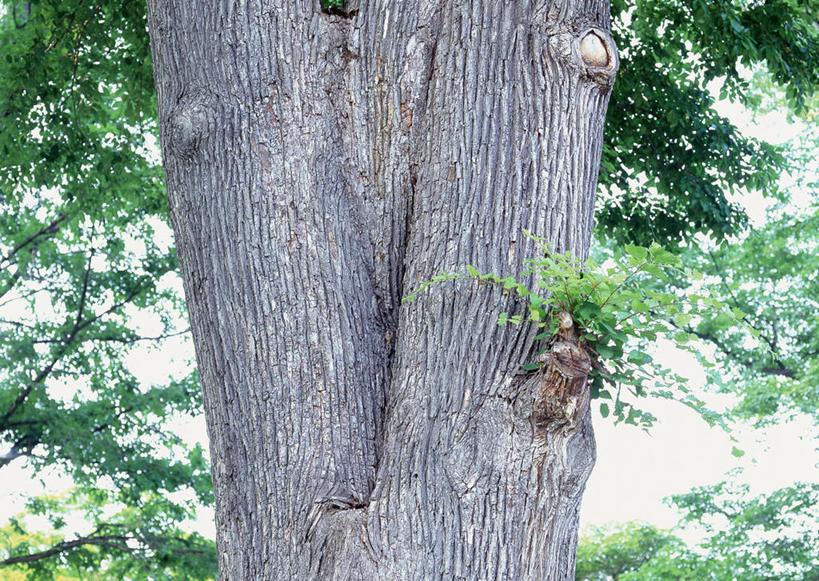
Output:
532 312 591 429
574 27 619 88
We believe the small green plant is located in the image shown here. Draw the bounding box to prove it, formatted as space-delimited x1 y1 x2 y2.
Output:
320 0 344 12
404 232 749 427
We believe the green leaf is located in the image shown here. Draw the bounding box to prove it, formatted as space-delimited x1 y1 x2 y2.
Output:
627 351 652 365
631 298 650 313
596 344 617 359
529 306 546 322
673 313 692 327
712 312 735 330
625 244 648 262
577 301 602 320
648 245 681 266
674 331 691 344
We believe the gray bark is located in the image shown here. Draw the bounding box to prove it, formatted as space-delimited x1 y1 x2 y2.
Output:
146 0 617 579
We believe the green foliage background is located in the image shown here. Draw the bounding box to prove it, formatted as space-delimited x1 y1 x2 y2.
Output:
598 0 818 244
0 0 213 577
577 482 819 580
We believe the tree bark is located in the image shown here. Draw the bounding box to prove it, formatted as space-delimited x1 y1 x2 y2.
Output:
146 0 617 578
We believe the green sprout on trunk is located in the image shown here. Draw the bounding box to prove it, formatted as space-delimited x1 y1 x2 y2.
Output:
320 0 344 12
404 232 751 428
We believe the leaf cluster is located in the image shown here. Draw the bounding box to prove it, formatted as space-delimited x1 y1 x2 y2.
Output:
406 233 745 428
319 0 344 12
668 200 819 426
599 0 819 244
577 481 819 581
0 489 216 580
576 521 684 581
0 1 210 574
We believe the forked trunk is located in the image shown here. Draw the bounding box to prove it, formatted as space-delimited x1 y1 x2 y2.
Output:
146 0 617 578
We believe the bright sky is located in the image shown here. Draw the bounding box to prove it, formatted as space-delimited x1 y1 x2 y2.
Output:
580 346 819 534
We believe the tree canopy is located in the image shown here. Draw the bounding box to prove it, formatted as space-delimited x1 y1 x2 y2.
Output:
576 481 819 580
599 0 818 244
0 0 816 577
0 1 213 576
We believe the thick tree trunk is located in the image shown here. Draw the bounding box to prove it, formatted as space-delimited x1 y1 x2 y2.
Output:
146 0 617 578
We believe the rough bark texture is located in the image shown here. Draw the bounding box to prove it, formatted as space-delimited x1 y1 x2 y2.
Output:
146 0 617 578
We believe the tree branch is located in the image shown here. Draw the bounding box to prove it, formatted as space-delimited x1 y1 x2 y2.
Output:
0 214 67 270
683 325 796 379
0 281 150 425
43 1 85 53
0 531 210 567
0 535 130 566
30 327 191 346
0 444 34 469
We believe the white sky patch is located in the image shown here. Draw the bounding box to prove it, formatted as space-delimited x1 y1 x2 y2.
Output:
581 381 818 532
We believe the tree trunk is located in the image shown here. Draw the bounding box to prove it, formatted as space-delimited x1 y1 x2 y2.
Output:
146 0 617 578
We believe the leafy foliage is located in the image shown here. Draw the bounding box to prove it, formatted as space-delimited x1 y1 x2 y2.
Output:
320 0 344 11
676 207 819 425
0 1 211 577
658 125 819 426
598 0 818 244
0 490 216 580
576 522 684 581
577 481 819 581
577 125 819 581
405 234 743 427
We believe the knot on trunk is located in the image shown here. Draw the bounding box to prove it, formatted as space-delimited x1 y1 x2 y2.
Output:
575 28 619 88
164 88 217 160
541 24 619 90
